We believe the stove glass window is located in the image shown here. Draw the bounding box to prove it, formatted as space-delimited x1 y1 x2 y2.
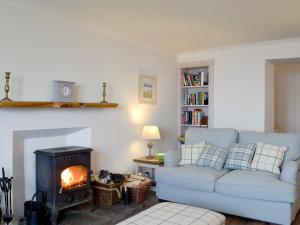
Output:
60 165 88 190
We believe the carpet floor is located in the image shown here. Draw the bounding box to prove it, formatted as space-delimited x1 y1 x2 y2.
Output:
58 192 300 225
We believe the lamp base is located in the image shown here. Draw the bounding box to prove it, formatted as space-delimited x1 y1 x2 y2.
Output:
146 155 154 159
147 142 154 159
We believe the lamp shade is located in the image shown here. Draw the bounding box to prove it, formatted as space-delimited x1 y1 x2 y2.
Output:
141 126 161 140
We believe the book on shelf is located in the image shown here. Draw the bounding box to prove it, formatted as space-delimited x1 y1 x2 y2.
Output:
182 71 208 86
200 72 208 86
181 108 207 126
183 91 208 106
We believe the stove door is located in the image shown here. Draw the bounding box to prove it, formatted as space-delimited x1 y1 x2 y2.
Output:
60 165 88 191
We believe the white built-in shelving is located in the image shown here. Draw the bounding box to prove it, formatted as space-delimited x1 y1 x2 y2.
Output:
179 61 214 136
181 105 208 107
180 85 209 89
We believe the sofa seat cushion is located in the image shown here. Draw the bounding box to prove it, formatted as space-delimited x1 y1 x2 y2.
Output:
215 170 296 203
156 165 227 192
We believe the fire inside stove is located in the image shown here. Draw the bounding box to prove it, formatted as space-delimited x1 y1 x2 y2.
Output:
60 165 88 190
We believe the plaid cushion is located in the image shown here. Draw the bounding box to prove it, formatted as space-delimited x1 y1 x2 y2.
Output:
179 142 205 166
250 142 288 175
197 143 228 170
224 143 256 170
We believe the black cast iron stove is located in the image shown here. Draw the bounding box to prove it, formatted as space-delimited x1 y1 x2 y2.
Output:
34 146 93 225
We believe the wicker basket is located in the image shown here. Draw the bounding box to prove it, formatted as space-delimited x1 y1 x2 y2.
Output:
127 180 151 203
91 181 122 205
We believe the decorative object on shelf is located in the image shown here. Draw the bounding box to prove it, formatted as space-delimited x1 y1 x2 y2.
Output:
0 167 13 225
177 135 185 144
138 75 157 104
52 80 76 102
1 72 12 102
100 82 108 103
182 71 208 86
141 125 161 159
155 153 165 162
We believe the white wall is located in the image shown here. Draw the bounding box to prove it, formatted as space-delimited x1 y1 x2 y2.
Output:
0 3 178 185
265 61 275 132
274 63 300 133
179 39 300 131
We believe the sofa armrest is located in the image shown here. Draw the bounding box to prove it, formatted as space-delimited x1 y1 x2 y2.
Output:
280 159 300 185
164 149 181 167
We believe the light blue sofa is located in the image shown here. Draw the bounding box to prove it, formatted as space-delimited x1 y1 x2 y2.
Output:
156 128 300 225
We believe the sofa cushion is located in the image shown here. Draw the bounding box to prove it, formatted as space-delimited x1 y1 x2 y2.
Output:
155 165 227 192
239 130 300 164
224 143 256 171
179 142 206 166
197 143 228 170
250 142 287 175
185 128 238 149
215 170 296 203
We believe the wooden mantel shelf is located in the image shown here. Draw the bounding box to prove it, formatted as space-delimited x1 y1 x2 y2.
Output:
0 101 118 108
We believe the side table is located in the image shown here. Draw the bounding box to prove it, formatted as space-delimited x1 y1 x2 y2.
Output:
133 157 164 191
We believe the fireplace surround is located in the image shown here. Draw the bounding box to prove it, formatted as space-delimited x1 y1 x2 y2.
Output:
34 146 93 225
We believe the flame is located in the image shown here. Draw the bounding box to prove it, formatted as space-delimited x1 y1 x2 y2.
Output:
61 165 88 190
61 168 74 187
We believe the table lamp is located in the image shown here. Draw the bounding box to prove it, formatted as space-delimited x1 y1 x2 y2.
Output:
141 125 161 159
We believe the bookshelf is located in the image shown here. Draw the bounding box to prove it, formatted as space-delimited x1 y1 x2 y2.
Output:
179 61 213 136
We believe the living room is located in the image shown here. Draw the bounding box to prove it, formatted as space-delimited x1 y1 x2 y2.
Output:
0 0 300 225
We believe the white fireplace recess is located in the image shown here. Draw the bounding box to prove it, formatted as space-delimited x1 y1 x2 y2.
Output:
12 127 92 217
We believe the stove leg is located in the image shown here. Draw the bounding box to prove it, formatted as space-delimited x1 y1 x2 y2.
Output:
89 197 97 212
51 209 58 225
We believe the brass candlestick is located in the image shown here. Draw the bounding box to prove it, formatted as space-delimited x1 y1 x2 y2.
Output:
101 82 108 103
1 72 12 102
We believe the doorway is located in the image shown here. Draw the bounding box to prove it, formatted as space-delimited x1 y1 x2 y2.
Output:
266 58 300 133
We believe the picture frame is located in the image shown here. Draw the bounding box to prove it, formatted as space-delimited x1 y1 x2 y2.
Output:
138 75 157 104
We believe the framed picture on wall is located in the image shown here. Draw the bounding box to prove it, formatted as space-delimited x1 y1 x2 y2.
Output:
138 75 157 104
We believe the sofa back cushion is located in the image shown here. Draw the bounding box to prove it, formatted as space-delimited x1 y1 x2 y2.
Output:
185 128 238 149
239 131 300 164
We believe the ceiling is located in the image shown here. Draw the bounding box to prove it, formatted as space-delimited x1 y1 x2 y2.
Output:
5 0 300 52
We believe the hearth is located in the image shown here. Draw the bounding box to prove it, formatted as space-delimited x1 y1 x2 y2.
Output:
34 146 93 225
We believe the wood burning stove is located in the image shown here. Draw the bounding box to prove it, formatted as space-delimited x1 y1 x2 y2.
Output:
34 146 93 225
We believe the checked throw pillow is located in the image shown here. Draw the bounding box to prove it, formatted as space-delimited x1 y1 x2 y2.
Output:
250 142 287 175
197 143 228 171
179 141 206 166
224 143 256 171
